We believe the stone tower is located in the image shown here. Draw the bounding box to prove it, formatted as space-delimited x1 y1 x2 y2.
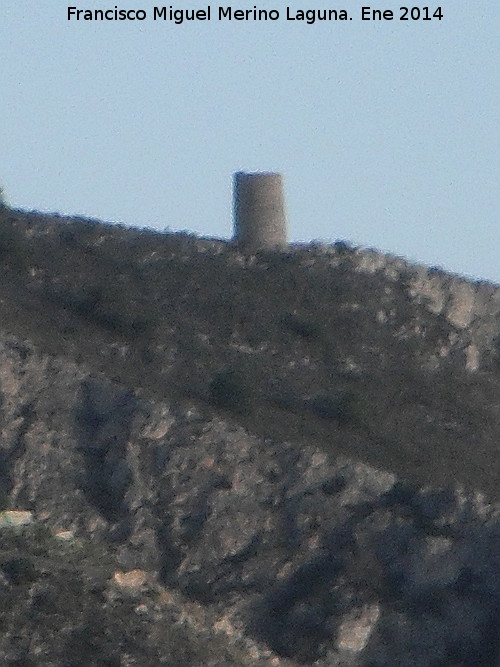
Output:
233 171 287 251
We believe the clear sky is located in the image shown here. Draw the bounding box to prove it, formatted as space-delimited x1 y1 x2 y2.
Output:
1 2 498 282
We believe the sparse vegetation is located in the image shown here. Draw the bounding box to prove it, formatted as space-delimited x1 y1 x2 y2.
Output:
0 206 498 501
0 521 252 665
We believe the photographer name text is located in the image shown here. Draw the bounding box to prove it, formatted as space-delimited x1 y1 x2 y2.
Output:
67 6 444 24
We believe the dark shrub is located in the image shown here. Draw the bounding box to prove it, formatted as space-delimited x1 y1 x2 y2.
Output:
282 313 323 341
308 390 367 426
335 390 367 425
209 368 251 415
2 557 37 586
309 393 343 420
45 283 150 340
0 220 32 271
58 226 78 247
334 239 355 255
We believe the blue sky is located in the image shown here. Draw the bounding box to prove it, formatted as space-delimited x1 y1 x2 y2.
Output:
1 1 498 281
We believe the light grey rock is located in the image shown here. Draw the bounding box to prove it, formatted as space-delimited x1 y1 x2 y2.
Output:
0 510 33 528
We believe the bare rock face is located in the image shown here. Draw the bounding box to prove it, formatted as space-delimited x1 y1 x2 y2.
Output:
350 246 500 371
292 241 500 373
1 333 500 665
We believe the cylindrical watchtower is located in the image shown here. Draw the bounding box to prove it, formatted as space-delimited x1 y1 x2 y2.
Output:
233 171 287 251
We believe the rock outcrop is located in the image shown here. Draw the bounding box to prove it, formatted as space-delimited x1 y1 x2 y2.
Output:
1 333 500 665
292 242 500 372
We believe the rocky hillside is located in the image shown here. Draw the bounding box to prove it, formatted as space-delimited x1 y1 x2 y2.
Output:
1 206 500 665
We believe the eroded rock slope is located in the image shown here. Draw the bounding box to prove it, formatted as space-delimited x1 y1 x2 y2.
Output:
1 334 500 665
